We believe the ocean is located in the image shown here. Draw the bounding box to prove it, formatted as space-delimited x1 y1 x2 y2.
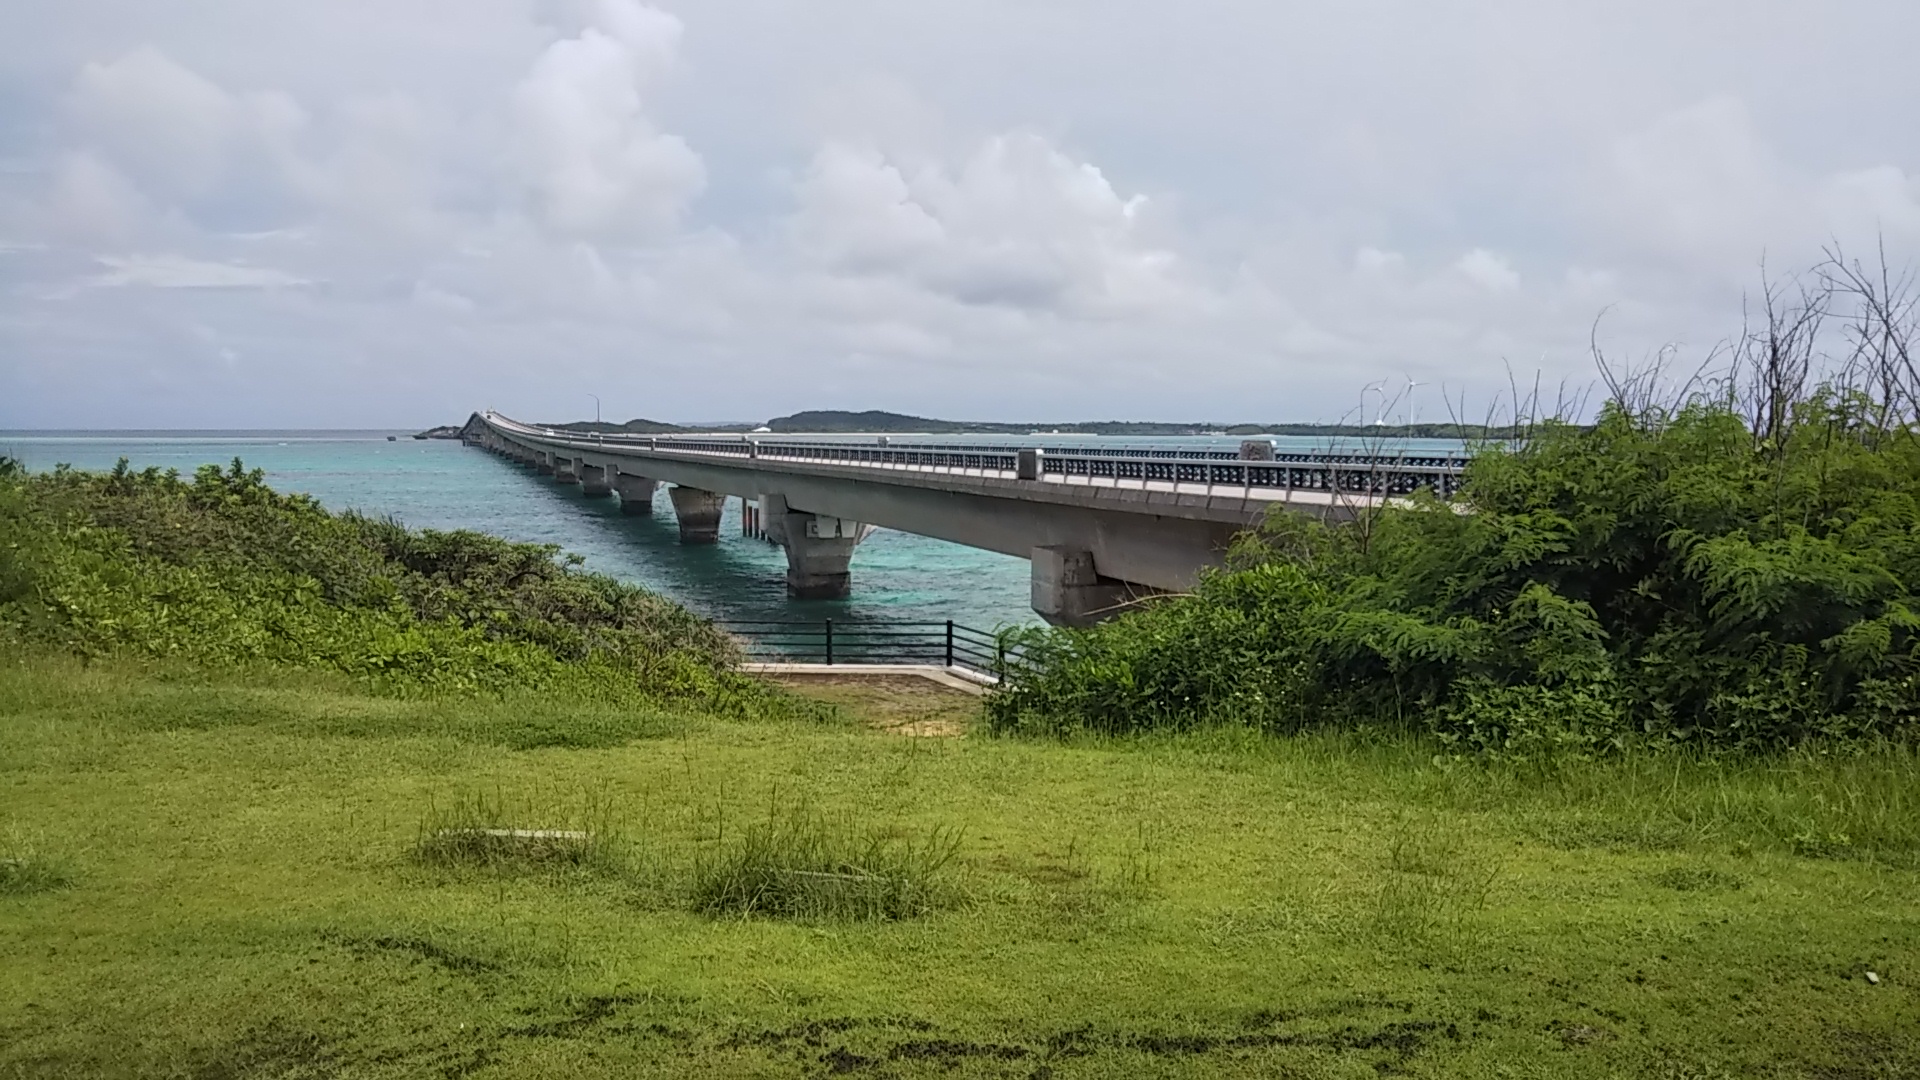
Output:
2 430 1467 631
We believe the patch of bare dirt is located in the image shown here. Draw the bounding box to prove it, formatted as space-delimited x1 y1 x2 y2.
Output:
769 675 979 737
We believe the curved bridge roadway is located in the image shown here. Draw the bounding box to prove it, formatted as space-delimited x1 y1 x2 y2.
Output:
461 411 1466 625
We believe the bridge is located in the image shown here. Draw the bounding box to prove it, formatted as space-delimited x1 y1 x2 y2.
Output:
461 412 1468 624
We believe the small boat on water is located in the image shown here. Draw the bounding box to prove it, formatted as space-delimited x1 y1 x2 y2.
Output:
386 435 397 441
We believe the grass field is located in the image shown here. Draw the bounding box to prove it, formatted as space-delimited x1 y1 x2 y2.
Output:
2 652 1916 1078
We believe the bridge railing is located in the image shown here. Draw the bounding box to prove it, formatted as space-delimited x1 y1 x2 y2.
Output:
1037 451 1465 497
717 619 1024 680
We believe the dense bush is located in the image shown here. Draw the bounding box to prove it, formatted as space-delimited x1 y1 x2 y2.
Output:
0 458 789 714
990 397 1920 752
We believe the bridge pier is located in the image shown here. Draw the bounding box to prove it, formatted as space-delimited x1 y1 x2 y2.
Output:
614 472 658 515
1031 546 1153 627
667 485 727 544
552 456 580 484
533 450 555 476
578 462 613 498
760 494 871 599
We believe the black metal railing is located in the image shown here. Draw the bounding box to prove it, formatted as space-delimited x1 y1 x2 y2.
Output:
717 619 1023 679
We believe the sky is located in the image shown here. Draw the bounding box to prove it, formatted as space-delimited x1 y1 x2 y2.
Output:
2 1 1917 429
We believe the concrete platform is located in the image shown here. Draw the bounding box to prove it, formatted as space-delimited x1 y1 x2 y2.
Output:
739 663 996 695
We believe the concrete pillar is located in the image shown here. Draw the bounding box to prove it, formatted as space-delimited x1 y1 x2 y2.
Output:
553 456 580 484
614 472 658 515
667 485 727 544
760 494 871 599
533 451 555 476
1030 546 1148 627
578 462 613 498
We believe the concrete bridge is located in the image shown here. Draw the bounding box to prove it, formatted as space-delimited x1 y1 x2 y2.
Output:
461 411 1467 624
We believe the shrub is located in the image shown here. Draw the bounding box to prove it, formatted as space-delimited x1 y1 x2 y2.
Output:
0 457 809 720
991 247 1920 756
990 399 1920 751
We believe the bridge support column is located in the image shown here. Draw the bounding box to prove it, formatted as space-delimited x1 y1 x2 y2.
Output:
667 486 726 544
760 494 871 599
552 456 580 484
533 451 555 476
578 462 613 498
1031 546 1150 627
614 472 658 515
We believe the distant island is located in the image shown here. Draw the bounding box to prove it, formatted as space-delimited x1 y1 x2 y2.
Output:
427 410 1515 440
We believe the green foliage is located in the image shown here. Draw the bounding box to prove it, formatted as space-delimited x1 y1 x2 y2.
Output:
0 457 806 719
991 398 1920 752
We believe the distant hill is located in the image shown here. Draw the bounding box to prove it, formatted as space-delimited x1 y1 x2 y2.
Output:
767 410 1010 433
542 418 727 435
764 410 1509 439
767 410 1250 435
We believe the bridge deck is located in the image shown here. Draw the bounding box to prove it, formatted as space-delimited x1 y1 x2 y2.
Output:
464 411 1469 615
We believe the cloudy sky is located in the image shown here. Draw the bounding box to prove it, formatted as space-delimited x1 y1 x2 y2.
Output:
2 1 1916 428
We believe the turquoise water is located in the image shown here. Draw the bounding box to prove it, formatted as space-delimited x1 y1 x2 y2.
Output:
3 432 1041 630
4 431 1470 631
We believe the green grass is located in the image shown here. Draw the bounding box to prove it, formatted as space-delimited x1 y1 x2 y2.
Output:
2 652 1916 1078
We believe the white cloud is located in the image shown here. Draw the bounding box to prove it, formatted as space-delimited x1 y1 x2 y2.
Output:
1603 96 1796 265
789 132 1191 316
509 0 704 239
90 253 310 289
71 47 241 196
1818 166 1920 240
1456 248 1520 293
69 46 308 206
44 153 154 242
1353 247 1406 277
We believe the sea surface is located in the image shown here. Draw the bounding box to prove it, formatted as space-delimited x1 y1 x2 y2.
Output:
3 430 1467 631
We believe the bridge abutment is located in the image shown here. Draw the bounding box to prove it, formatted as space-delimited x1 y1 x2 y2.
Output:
614 472 658 515
579 462 613 498
1031 546 1152 627
667 486 727 544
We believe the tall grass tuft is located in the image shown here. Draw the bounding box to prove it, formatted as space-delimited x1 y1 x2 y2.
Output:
0 829 74 896
1369 815 1500 948
690 805 960 921
412 789 626 875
